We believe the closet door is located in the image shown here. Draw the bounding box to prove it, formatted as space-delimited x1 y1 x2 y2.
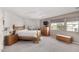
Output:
0 9 4 52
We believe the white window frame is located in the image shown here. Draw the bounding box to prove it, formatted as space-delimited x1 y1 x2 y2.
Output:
51 22 65 31
66 21 79 32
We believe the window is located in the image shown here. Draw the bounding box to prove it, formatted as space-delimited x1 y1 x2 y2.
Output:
51 23 58 30
66 21 79 32
51 22 64 30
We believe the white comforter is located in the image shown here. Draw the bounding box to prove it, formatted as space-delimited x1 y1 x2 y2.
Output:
16 29 40 37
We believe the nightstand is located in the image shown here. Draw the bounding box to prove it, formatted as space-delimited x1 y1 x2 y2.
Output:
5 34 18 46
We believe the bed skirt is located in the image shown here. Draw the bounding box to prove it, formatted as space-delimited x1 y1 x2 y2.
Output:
18 36 40 43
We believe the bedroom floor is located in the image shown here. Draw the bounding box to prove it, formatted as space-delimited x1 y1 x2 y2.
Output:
2 36 79 52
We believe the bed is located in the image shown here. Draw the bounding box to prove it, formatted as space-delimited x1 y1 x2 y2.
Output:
13 25 41 43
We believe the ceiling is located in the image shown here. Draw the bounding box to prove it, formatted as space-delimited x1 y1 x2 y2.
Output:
2 7 79 19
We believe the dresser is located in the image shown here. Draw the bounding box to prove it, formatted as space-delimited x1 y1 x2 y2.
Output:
41 27 50 36
5 34 18 46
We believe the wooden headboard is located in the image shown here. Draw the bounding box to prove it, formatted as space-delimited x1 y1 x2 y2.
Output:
13 24 25 30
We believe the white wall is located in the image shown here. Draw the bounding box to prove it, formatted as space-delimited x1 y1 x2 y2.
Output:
0 9 4 51
4 11 25 33
24 19 40 29
4 10 40 31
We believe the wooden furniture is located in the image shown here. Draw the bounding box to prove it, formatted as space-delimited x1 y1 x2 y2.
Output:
56 34 73 43
41 26 50 36
5 34 18 45
18 31 41 43
13 25 41 43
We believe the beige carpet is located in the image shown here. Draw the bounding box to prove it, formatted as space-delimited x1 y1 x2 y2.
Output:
2 36 79 52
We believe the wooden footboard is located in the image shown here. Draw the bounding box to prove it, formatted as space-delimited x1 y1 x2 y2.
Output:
33 31 41 43
18 30 41 43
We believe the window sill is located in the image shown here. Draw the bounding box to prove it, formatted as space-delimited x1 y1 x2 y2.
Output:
50 29 79 33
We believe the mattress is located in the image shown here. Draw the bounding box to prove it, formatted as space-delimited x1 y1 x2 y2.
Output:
16 29 40 38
